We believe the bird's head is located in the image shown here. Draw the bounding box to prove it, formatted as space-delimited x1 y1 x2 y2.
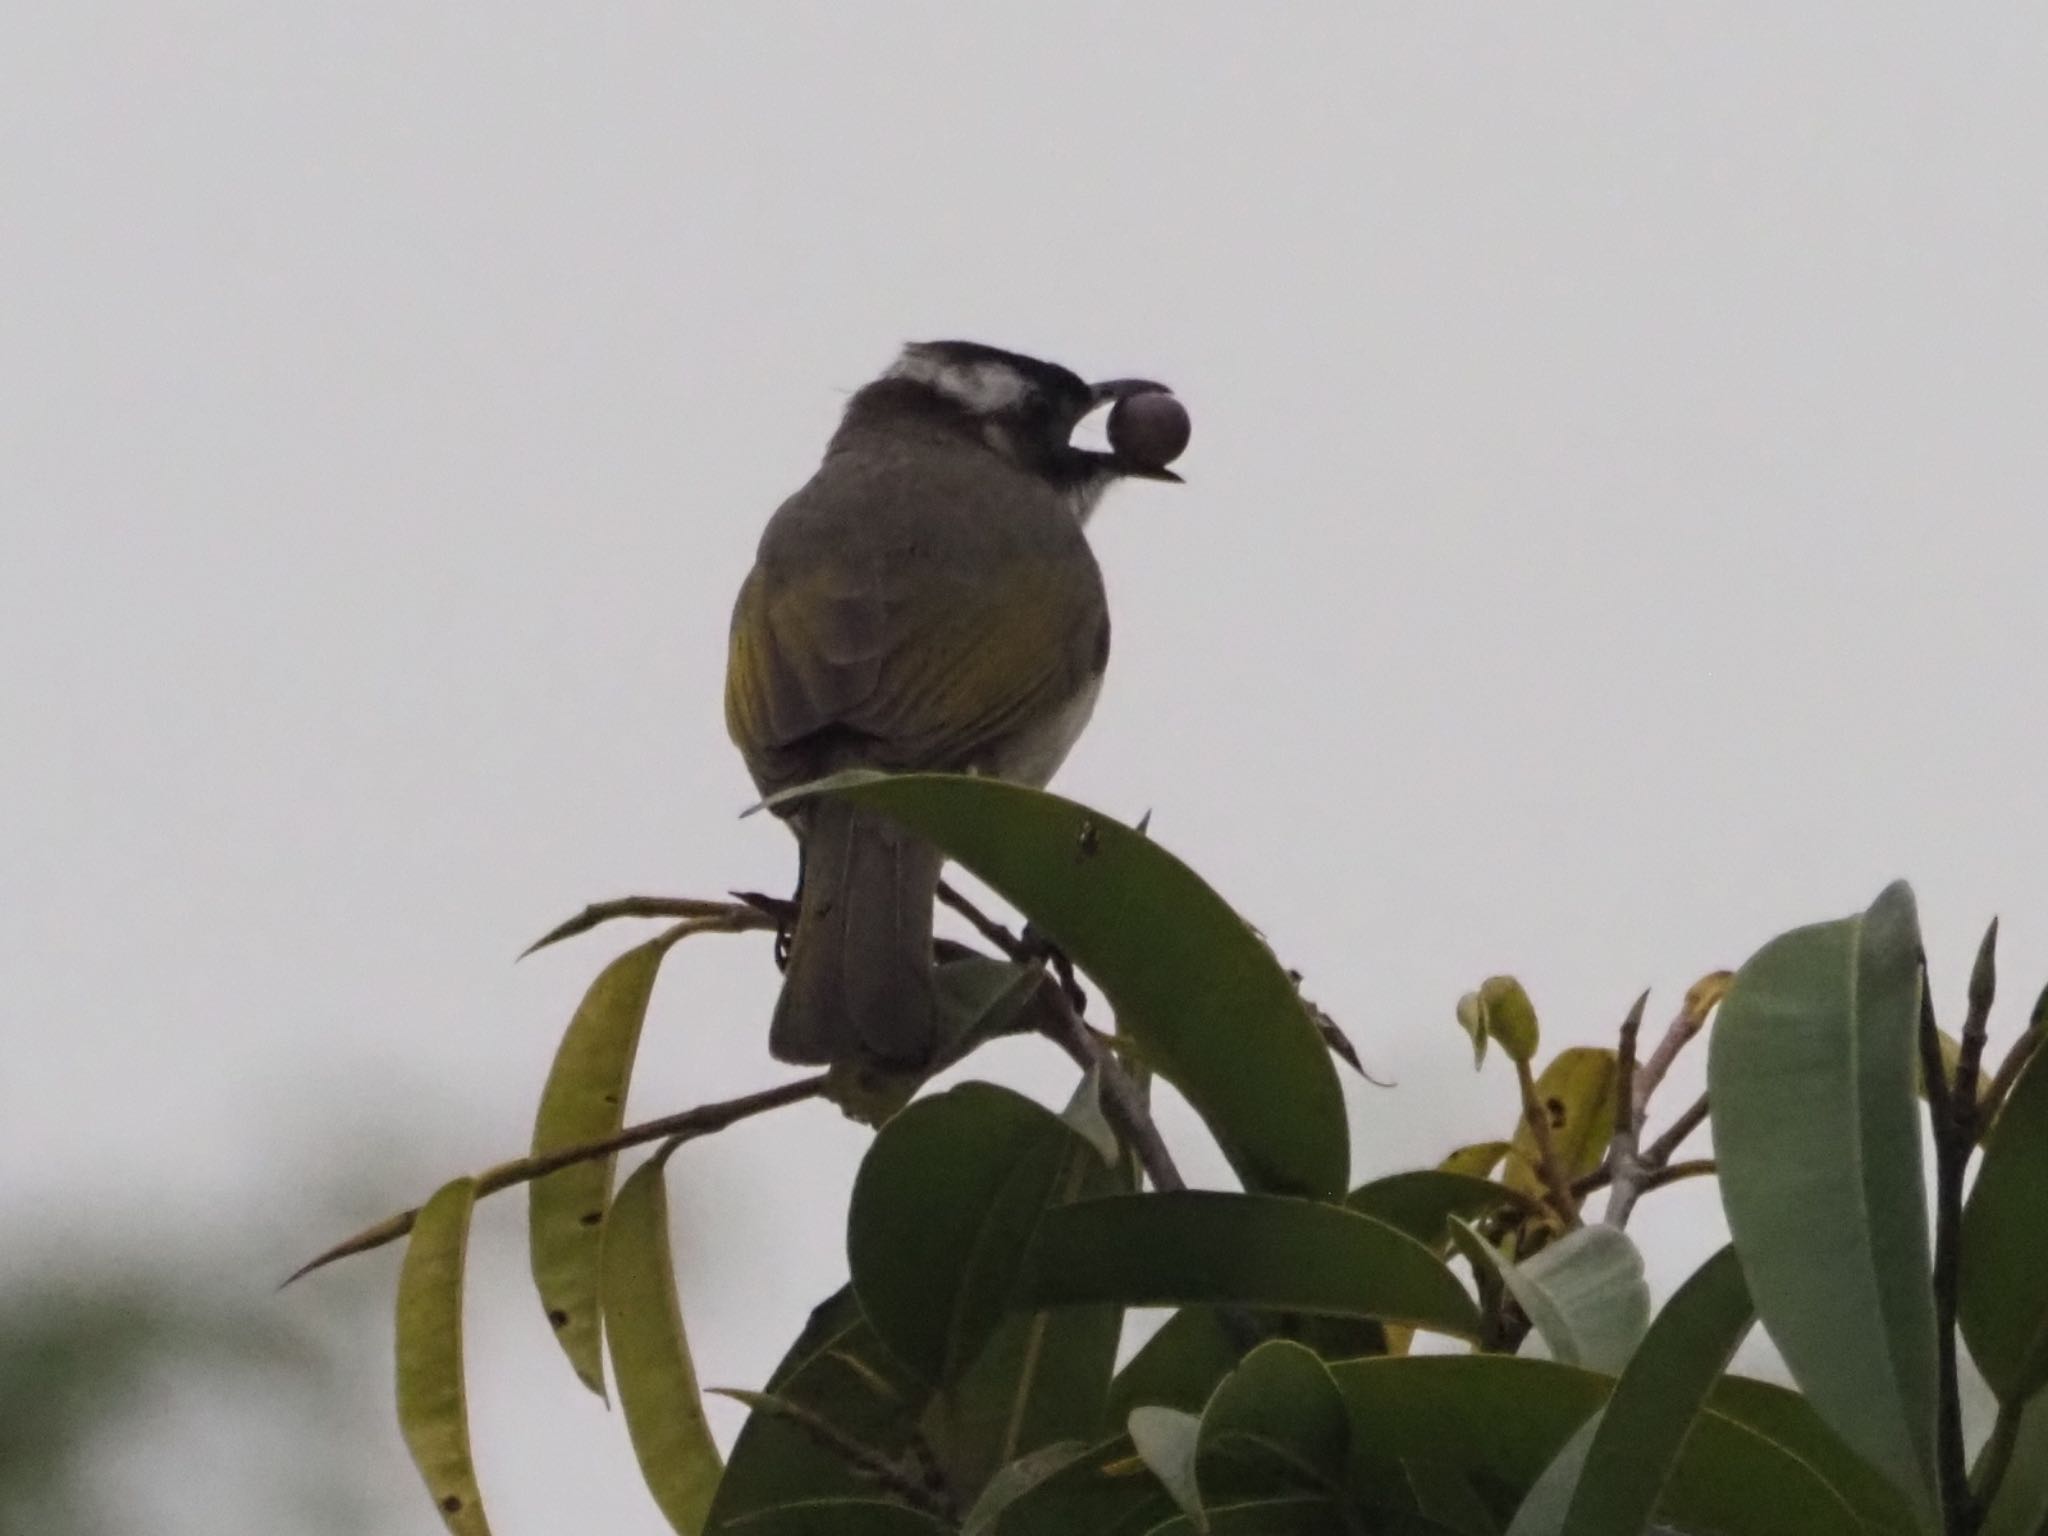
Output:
836 340 1183 520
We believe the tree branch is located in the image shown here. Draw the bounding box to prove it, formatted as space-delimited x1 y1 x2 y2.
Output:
1602 991 1652 1228
284 1074 828 1285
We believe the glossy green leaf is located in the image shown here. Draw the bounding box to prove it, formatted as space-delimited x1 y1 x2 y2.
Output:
1979 1392 2048 1536
1018 1192 1480 1338
1197 1340 1349 1503
529 935 674 1396
920 1111 1133 1498
1962 1031 2048 1403
821 774 1347 1198
1504 1048 1616 1202
601 1157 721 1535
1345 1170 1535 1248
396 1178 490 1536
1707 1375 1918 1535
1452 1222 1649 1374
849 1082 1097 1387
1129 1407 1205 1528
724 1500 953 1535
1332 1355 1859 1536
704 1288 930 1531
1708 880 1940 1529
1564 1244 1754 1536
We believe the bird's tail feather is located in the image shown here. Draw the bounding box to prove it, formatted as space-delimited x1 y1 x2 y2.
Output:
769 797 941 1068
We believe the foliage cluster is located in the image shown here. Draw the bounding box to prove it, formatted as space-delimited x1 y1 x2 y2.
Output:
295 774 2048 1536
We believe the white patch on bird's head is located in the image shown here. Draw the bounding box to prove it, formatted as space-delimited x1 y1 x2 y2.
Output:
887 346 1034 416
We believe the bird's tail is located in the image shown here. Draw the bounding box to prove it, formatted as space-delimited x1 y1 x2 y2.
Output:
769 796 942 1069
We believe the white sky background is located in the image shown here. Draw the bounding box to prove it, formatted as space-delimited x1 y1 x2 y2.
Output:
7 6 2048 1532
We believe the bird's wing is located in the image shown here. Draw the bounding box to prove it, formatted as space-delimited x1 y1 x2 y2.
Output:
726 455 1106 793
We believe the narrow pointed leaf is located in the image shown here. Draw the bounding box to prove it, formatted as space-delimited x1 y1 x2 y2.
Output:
820 773 1347 1198
529 936 674 1395
396 1177 490 1536
1564 1244 1755 1536
1962 1033 2048 1403
602 1157 721 1535
1505 1048 1617 1201
1440 1142 1512 1179
1018 1192 1480 1338
1128 1407 1205 1528
1708 880 1939 1529
1452 1222 1649 1373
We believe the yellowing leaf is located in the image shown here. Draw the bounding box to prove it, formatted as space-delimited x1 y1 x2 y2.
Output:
1439 1142 1511 1179
1480 976 1541 1064
603 1157 722 1535
530 936 676 1396
396 1177 490 1536
1505 1048 1617 1201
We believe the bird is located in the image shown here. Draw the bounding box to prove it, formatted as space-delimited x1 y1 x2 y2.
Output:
724 340 1182 1076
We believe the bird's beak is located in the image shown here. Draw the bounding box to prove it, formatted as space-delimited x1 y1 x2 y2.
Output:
1083 379 1185 483
1088 378 1171 406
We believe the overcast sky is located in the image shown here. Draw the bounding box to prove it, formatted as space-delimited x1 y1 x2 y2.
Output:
8 7 2048 1532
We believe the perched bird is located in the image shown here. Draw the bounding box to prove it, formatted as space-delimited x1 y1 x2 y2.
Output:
725 340 1184 1073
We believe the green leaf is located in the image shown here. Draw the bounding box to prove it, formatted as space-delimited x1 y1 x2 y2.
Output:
1018 1192 1480 1338
601 1157 721 1536
822 774 1348 1199
529 935 675 1396
722 1500 953 1535
849 1083 1097 1387
1503 1415 1599 1536
962 1442 1091 1536
1401 1458 1503 1536
1563 1244 1754 1536
1108 1309 1245 1422
1331 1355 1860 1536
1196 1340 1349 1503
1345 1170 1536 1248
1980 1392 2048 1536
1479 976 1541 1064
1707 1375 1919 1535
1129 1407 1205 1529
703 1288 930 1531
935 954 1044 1060
920 1114 1134 1499
1504 1048 1617 1202
1451 1222 1649 1374
1962 1030 2048 1404
1708 880 1940 1529
1061 1063 1122 1168
983 1434 1173 1536
396 1177 491 1536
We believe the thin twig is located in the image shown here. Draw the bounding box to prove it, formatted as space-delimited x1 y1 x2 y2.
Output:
1918 978 1971 1536
936 880 1029 961
284 1075 828 1284
1603 991 1651 1228
1571 1157 1718 1200
1953 918 2000 1145
1632 971 1732 1110
1036 981 1183 1195
1513 1056 1579 1225
709 1390 955 1520
519 895 770 958
1642 1093 1709 1167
